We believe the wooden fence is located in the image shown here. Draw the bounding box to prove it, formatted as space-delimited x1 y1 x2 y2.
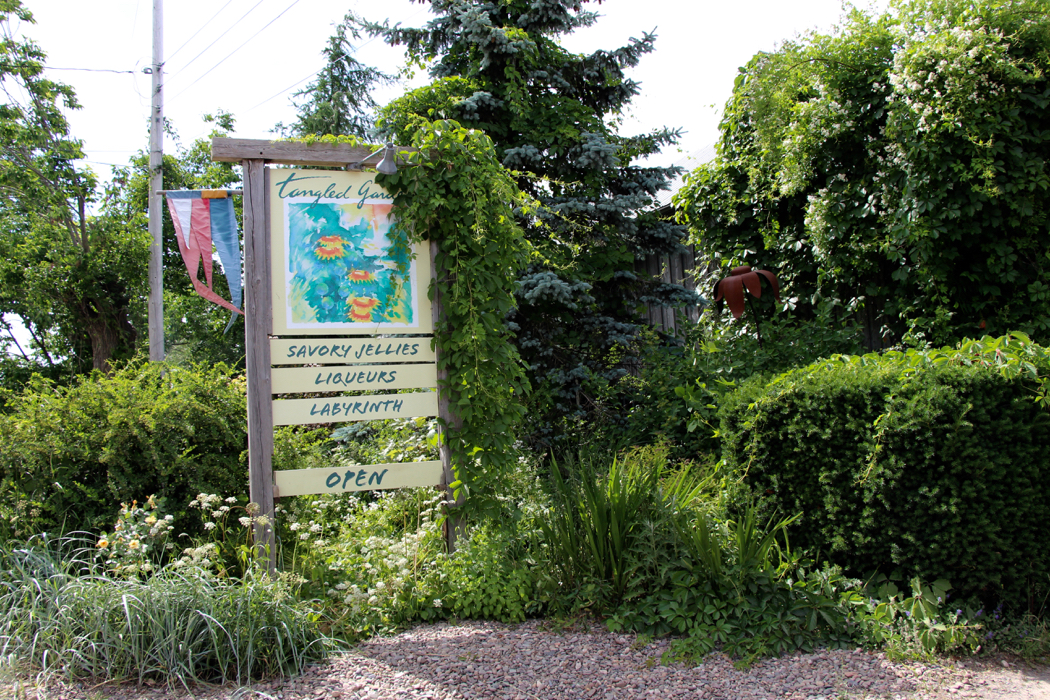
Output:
636 244 705 337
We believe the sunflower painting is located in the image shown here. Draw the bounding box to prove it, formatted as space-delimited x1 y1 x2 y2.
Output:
283 200 414 328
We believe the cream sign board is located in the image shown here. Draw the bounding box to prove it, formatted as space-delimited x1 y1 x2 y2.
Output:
266 168 439 493
270 169 433 335
275 461 443 497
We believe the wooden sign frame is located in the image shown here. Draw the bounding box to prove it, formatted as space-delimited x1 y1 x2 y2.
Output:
213 138 458 570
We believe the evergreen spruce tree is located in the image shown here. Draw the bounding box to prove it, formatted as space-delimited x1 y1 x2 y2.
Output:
362 0 695 445
279 16 392 139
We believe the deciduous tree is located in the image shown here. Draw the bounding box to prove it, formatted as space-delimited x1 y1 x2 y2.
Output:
0 0 148 373
676 0 1050 348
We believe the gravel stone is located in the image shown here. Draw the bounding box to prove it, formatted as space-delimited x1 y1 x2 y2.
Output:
4 619 1048 699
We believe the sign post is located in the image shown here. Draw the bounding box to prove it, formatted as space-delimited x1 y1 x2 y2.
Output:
211 139 462 570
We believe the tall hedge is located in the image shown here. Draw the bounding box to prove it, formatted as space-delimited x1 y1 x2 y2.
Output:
720 341 1050 612
0 362 248 538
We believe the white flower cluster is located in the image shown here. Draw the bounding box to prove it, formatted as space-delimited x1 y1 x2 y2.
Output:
307 490 448 619
174 542 219 571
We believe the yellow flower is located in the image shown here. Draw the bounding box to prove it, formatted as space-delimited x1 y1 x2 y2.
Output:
145 515 157 525
128 540 140 550
146 495 157 509
96 539 109 549
315 235 348 260
114 522 123 531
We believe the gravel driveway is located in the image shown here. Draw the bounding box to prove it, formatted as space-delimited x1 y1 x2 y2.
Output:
10 619 1050 700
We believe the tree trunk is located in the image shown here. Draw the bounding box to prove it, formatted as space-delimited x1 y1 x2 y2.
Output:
861 301 893 351
80 301 135 374
85 316 119 373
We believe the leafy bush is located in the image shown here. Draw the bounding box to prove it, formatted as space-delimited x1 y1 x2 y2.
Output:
544 313 864 460
435 523 543 623
720 335 1050 613
0 360 248 539
0 538 331 685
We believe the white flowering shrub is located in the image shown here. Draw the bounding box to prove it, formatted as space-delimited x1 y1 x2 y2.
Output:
677 0 1050 348
278 488 447 636
274 453 551 638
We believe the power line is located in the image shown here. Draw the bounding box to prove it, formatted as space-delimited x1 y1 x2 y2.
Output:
244 67 319 112
168 0 266 78
167 0 235 61
1 63 137 74
241 11 421 114
50 66 136 74
169 0 304 103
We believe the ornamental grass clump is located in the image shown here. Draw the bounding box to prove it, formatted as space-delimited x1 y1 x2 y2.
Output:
0 538 331 687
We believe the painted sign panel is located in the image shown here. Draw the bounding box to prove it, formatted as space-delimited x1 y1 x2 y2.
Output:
275 460 443 497
272 363 437 394
272 391 438 426
270 337 436 365
270 169 433 335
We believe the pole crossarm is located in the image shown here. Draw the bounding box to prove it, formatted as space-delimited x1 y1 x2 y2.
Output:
212 137 417 167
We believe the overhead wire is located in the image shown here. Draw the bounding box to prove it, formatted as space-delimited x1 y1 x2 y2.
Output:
48 66 136 74
242 5 429 114
166 0 236 61
168 0 304 103
1 63 137 74
167 0 266 78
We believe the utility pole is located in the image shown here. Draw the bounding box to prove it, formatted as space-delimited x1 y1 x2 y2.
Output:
148 0 165 361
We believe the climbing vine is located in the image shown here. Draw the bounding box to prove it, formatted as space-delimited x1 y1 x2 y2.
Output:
376 119 532 517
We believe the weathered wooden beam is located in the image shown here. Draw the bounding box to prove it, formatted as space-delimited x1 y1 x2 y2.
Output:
212 137 416 167
243 159 276 574
430 238 466 553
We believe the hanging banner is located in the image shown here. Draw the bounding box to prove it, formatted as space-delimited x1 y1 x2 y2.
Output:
269 169 433 336
165 189 244 330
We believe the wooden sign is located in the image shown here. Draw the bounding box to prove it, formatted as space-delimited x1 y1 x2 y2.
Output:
270 169 433 336
272 391 438 426
212 137 461 566
275 460 443 497
271 363 437 394
271 337 436 365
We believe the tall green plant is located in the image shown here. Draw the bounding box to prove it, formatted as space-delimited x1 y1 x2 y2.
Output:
541 445 710 605
367 0 694 441
676 0 1050 348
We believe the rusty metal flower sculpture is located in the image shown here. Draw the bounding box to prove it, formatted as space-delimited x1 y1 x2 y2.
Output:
713 265 781 346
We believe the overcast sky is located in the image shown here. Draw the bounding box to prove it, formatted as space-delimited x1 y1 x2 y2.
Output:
19 0 890 175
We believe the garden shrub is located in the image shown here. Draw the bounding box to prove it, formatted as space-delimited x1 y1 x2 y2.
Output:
0 360 248 539
720 337 1050 612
